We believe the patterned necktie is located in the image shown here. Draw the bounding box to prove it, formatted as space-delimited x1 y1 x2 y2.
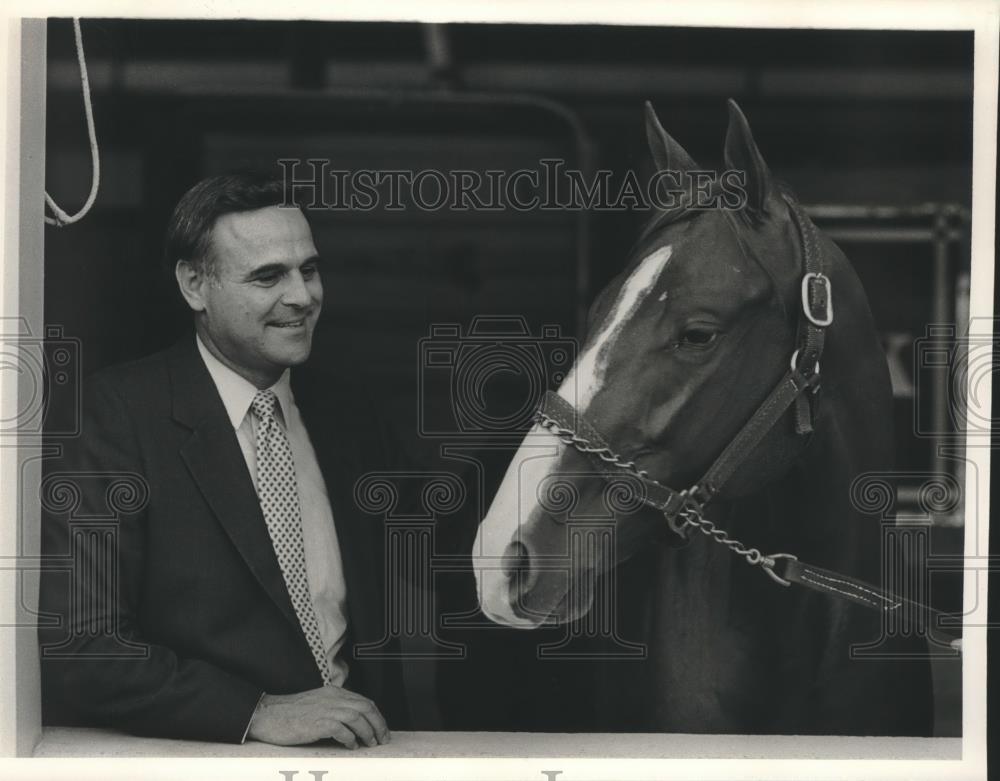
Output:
251 389 333 685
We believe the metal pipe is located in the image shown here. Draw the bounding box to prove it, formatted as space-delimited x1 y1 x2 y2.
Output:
931 210 953 480
821 228 966 244
805 203 970 222
270 85 596 339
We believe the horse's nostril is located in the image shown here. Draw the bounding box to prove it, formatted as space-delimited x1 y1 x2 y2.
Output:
501 541 529 580
501 540 539 601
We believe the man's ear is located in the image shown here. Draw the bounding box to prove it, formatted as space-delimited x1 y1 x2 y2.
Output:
174 259 208 313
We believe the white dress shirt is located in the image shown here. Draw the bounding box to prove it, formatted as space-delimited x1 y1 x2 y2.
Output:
196 335 350 688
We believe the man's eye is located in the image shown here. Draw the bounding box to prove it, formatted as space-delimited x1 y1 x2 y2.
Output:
301 264 318 279
255 273 281 286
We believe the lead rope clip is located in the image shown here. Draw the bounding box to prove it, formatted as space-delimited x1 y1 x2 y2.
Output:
760 553 798 587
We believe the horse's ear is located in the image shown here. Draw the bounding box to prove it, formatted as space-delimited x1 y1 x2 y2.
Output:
645 101 698 174
723 99 780 220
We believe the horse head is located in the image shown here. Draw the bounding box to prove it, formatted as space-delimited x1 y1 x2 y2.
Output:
473 99 892 629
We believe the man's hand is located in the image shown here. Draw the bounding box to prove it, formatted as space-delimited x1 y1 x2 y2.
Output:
246 685 391 748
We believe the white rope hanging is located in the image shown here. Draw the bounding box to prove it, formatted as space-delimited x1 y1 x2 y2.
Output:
44 18 100 227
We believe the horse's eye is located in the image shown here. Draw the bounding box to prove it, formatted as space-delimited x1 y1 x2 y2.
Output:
679 328 719 349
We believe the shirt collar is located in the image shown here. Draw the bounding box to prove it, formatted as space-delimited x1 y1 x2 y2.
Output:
196 334 293 429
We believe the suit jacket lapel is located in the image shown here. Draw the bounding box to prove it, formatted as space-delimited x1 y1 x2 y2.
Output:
166 338 303 634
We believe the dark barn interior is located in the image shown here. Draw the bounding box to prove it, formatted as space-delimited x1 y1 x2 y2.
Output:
43 19 971 736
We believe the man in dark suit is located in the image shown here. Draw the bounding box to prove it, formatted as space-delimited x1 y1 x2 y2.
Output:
39 173 404 746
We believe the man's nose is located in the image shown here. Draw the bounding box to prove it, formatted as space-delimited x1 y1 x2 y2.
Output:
281 270 314 307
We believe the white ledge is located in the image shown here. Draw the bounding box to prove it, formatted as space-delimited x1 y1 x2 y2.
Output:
32 727 962 759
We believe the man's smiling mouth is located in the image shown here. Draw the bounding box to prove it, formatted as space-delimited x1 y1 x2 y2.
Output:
269 318 306 328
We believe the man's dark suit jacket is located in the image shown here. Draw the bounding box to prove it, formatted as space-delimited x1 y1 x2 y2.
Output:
38 336 406 743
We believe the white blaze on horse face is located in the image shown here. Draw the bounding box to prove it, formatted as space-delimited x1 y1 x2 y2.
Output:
558 245 673 410
473 426 564 627
474 245 673 627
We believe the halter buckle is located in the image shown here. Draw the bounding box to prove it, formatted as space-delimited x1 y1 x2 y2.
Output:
801 272 833 327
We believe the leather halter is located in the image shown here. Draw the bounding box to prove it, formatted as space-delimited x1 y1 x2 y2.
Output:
537 196 826 546
533 197 961 642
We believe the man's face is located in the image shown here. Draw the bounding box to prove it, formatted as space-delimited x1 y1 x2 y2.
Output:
194 205 323 386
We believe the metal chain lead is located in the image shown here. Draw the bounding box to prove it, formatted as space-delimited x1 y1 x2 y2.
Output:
535 412 651 477
676 502 762 566
534 409 787 582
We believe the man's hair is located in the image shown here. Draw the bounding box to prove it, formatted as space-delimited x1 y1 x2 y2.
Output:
164 172 293 276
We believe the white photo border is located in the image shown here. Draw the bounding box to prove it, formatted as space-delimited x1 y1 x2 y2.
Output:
1 1 996 779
